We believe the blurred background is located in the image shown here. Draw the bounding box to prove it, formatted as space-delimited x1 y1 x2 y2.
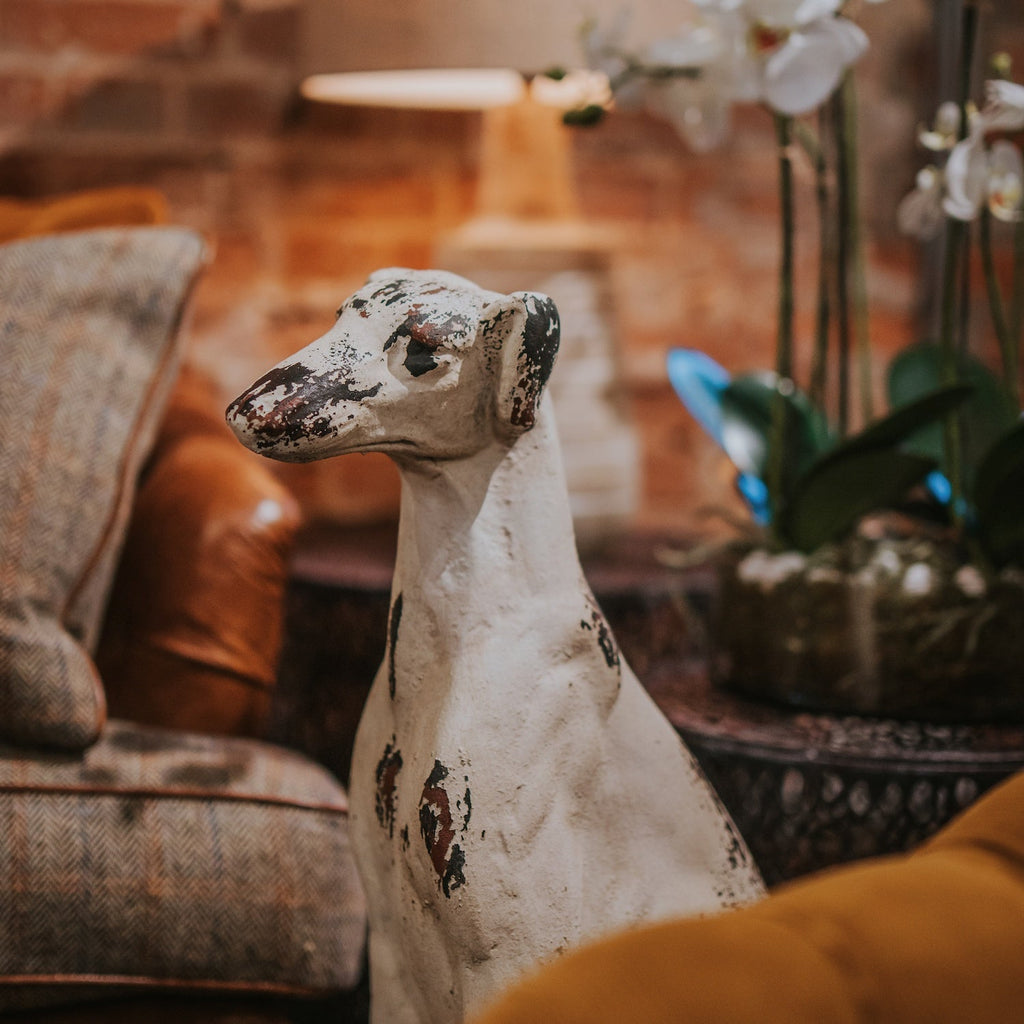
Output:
2 0 1021 537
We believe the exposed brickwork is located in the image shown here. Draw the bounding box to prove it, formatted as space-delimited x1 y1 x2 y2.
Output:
63 75 165 132
0 0 220 57
185 78 289 135
0 70 51 126
1 0 1015 531
234 4 300 63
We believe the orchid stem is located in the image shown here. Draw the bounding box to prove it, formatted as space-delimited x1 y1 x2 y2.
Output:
833 87 851 439
768 112 796 544
938 0 979 527
980 207 1017 409
1011 218 1024 409
775 115 795 381
939 217 967 522
802 117 831 413
841 72 873 427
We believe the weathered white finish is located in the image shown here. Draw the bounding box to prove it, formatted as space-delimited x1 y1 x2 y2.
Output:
227 269 764 1024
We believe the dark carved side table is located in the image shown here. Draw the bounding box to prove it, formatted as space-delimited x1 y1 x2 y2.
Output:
648 662 1024 884
274 524 1024 887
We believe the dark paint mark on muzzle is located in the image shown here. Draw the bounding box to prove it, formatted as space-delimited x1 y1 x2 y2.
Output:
227 360 382 452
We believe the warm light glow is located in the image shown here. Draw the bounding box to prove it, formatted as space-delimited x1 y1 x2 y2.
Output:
301 69 526 111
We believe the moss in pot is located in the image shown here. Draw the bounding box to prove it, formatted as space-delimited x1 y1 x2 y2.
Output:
714 510 1024 722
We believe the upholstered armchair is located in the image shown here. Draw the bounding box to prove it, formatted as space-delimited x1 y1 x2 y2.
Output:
0 226 366 1021
472 769 1024 1024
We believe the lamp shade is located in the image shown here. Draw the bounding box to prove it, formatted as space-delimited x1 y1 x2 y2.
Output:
301 0 693 76
301 68 526 111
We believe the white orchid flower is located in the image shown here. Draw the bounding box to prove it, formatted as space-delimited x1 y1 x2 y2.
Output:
647 68 736 151
986 140 1024 222
579 10 649 110
644 20 724 70
918 101 964 151
897 166 945 240
942 128 1024 223
759 17 867 115
943 122 991 220
694 0 868 116
982 79 1024 132
580 10 633 83
643 18 737 150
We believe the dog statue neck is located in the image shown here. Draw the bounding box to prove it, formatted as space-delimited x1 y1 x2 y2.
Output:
390 396 582 622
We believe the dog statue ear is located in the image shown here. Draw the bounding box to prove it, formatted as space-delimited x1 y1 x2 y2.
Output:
481 291 560 439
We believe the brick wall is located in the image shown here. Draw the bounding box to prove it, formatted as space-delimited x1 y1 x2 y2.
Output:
0 0 478 524
3 0 1013 535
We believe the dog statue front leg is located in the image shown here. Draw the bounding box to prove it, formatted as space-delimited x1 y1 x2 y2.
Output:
366 926 426 1024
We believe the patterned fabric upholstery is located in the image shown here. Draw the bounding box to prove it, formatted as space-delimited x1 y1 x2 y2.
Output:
0 720 367 1010
0 228 206 750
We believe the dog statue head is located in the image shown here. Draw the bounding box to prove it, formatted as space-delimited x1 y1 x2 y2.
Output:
226 268 560 463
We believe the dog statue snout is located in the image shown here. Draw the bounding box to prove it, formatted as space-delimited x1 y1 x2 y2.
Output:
227 355 385 462
226 361 318 459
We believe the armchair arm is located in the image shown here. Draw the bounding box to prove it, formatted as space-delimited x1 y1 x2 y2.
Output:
471 771 1024 1024
96 367 301 737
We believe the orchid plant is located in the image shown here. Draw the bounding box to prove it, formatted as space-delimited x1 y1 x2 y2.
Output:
888 59 1024 572
556 1 1024 570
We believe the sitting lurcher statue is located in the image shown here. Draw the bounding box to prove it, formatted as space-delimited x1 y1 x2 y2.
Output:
227 269 764 1024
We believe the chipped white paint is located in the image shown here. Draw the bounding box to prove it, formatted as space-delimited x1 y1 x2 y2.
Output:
227 269 764 1024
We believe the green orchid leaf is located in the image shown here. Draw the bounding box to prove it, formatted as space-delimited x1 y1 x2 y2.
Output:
781 448 936 553
888 342 1017 477
719 376 773 477
719 372 831 481
777 387 966 549
841 383 974 456
973 421 1024 568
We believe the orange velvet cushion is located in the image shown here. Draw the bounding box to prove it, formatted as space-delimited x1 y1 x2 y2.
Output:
472 772 1024 1024
96 370 301 738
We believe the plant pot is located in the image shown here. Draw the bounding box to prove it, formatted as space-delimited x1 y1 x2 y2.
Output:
712 535 1024 723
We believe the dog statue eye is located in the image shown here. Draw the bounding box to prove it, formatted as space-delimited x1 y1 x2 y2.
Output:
404 338 441 378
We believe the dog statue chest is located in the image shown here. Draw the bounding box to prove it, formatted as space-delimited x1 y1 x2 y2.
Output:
353 583 614 845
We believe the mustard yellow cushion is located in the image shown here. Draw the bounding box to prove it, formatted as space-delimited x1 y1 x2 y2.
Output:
472 772 1024 1024
0 187 167 243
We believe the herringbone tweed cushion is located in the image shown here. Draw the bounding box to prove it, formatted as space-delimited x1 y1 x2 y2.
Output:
0 228 206 750
0 719 367 1010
